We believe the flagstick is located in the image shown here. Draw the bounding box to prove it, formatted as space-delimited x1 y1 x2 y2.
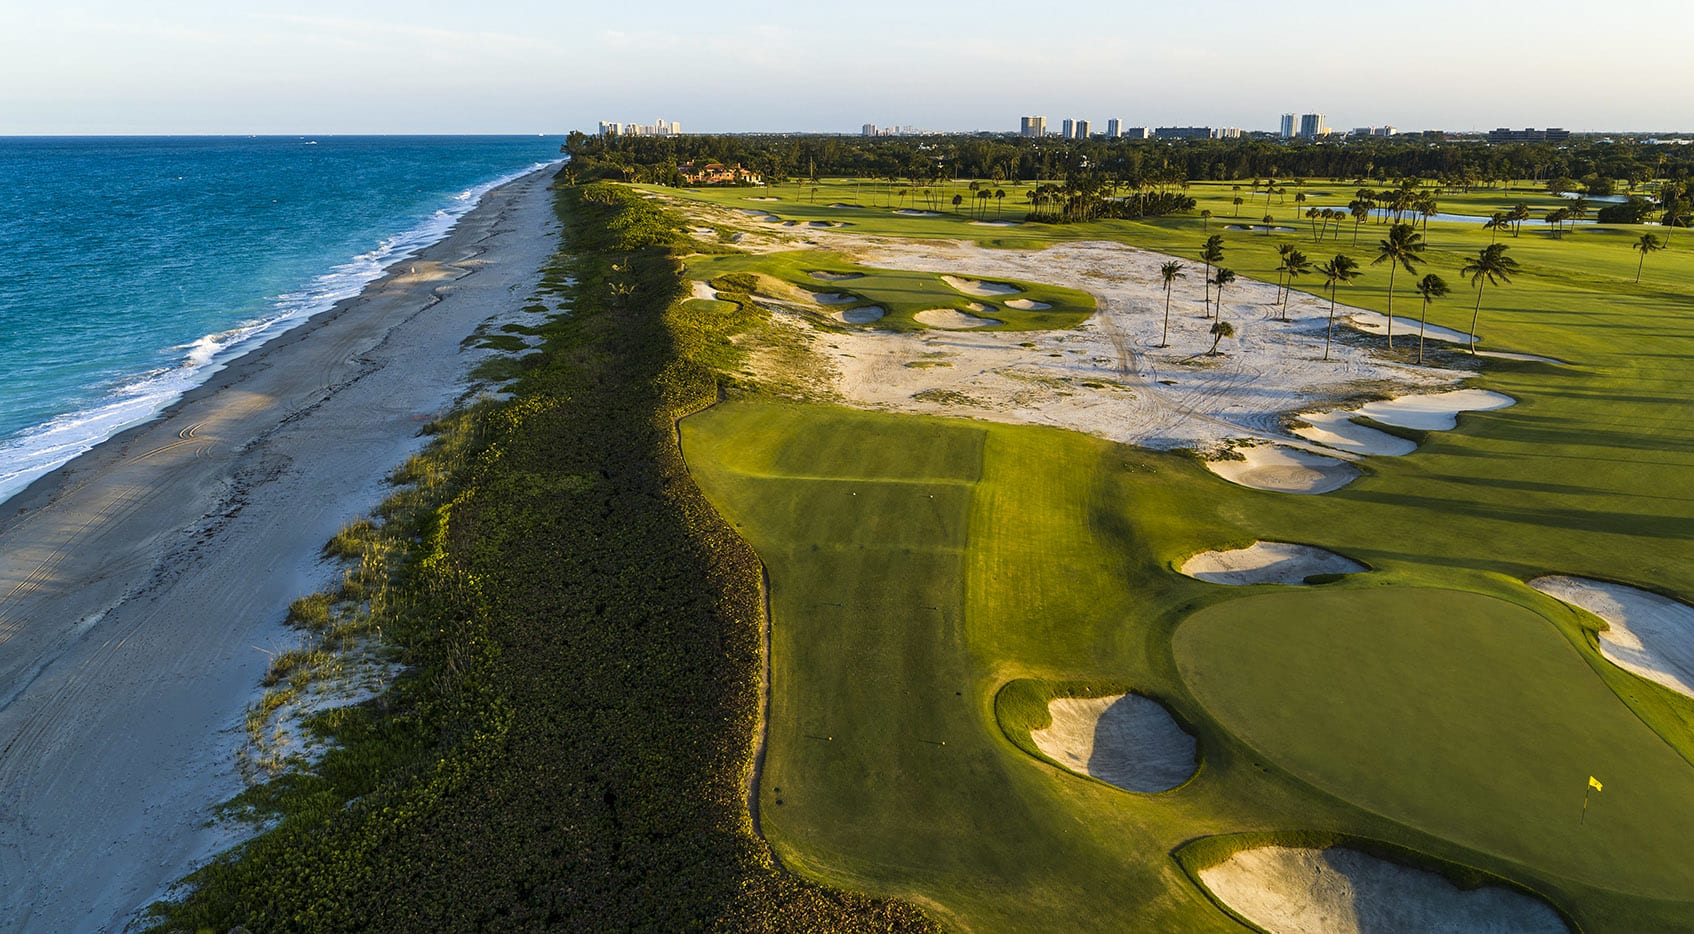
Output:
1582 786 1591 825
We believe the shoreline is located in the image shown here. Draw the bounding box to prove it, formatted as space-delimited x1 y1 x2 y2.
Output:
0 164 560 932
0 159 557 510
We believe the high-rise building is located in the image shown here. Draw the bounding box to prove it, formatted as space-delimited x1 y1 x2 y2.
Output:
1122 126 1151 140
862 123 878 136
1279 114 1296 138
1298 113 1329 139
1106 118 1122 138
1075 119 1091 139
1020 116 1047 137
1061 118 1075 139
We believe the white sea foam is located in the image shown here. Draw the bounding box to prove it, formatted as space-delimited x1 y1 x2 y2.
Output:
0 160 558 506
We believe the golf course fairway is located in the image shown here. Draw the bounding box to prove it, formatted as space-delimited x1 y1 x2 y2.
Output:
681 399 1694 932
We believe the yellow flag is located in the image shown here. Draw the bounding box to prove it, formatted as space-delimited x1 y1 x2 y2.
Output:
1589 776 1604 793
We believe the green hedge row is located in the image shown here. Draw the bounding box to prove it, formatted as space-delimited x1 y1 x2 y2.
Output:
152 181 934 931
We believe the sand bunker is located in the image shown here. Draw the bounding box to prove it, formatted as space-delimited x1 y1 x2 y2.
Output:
1530 576 1694 699
810 270 864 281
812 292 857 305
940 275 1021 296
970 220 1020 227
1354 389 1515 431
1206 444 1360 494
894 209 941 216
1348 312 1472 345
1291 411 1417 457
808 220 848 228
827 202 861 209
1198 846 1567 934
915 309 1002 329
836 306 885 324
1004 298 1052 311
689 280 719 302
760 215 783 223
1030 694 1197 793
748 196 780 201
1181 542 1366 585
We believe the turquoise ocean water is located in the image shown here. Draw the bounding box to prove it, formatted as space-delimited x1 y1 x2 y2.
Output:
0 136 560 503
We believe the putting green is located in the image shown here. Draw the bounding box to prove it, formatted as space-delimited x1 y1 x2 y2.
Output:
1174 587 1694 898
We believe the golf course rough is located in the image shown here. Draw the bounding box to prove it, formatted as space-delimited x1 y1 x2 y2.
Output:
1026 693 1198 793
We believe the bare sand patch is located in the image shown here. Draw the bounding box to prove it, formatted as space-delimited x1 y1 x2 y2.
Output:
1354 389 1515 431
940 275 1021 297
810 270 864 281
1198 846 1568 934
894 208 941 216
836 307 886 324
1004 298 1052 311
916 308 1002 329
1529 576 1694 699
1206 444 1360 494
1030 694 1197 792
1291 410 1417 457
1181 542 1366 585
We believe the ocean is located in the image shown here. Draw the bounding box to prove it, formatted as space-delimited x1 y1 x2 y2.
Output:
0 136 561 505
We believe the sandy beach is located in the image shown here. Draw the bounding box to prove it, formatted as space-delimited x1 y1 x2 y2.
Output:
0 165 559 932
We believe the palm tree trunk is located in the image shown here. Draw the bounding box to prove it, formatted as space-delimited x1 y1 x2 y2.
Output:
1467 283 1485 354
1324 290 1338 361
1162 287 1173 346
1637 250 1646 283
1385 265 1397 350
1418 298 1430 365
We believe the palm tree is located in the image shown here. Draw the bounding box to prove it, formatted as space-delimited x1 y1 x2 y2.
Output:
1159 261 1186 346
1199 235 1225 316
951 193 964 213
1273 243 1296 304
1509 202 1532 237
1207 320 1236 356
1232 195 1245 217
1413 273 1450 364
1349 200 1369 244
994 188 1005 215
1483 212 1510 243
1370 222 1426 350
1318 254 1361 361
1545 207 1571 238
1200 208 1213 230
1261 213 1275 234
1633 232 1664 283
1281 249 1313 321
1211 267 1238 327
1566 196 1591 233
1458 243 1520 354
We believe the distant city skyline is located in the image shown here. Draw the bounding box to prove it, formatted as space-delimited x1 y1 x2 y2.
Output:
4 0 1692 135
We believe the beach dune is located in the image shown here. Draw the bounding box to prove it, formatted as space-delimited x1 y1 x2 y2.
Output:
0 166 559 931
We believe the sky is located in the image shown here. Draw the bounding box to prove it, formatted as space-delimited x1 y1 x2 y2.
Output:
3 0 1692 135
